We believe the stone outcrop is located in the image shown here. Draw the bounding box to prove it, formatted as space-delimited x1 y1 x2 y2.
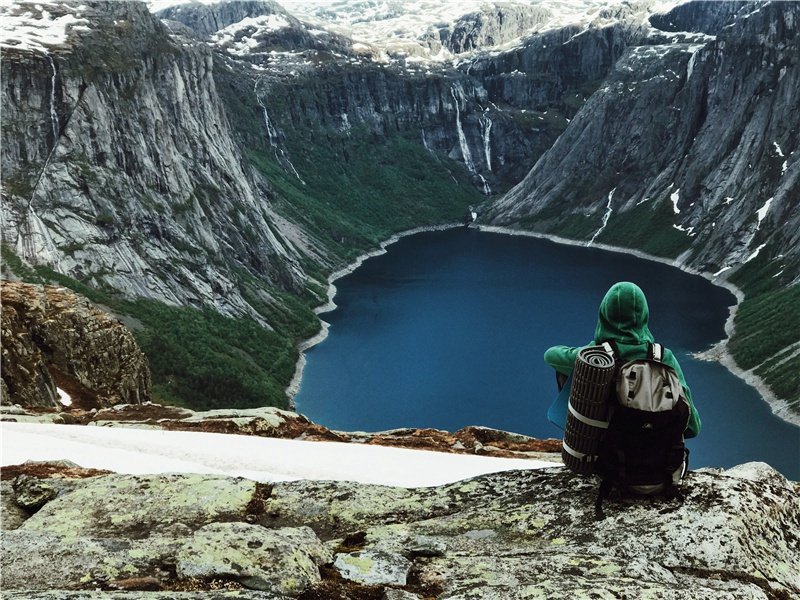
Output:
1 460 798 598
157 0 290 38
0 281 151 409
437 5 553 54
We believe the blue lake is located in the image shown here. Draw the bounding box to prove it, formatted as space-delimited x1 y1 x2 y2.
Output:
295 228 800 480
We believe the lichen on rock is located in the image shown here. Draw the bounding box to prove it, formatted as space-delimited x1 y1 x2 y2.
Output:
1 461 798 598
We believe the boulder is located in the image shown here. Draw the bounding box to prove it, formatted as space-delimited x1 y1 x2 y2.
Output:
19 473 264 539
0 281 151 410
176 522 332 594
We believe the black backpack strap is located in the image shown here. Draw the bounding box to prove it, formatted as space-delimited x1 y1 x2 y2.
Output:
595 477 614 521
601 340 620 360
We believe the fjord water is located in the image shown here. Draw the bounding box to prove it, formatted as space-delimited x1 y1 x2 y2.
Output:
295 228 800 479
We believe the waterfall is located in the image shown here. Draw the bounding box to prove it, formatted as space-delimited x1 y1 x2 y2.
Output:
589 188 616 245
48 55 59 144
27 54 62 207
450 86 475 173
478 174 491 196
254 78 305 185
480 114 492 172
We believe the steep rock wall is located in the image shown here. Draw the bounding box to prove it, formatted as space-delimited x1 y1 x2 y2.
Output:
0 1 314 323
488 1 800 280
0 281 151 409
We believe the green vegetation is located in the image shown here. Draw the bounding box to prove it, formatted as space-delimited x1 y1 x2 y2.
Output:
3 67 481 412
596 198 694 258
728 249 800 402
2 243 302 411
729 284 800 401
129 300 297 410
247 127 481 264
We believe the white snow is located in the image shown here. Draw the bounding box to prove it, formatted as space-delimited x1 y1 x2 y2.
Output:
713 266 732 277
0 423 557 488
56 388 72 407
149 0 686 63
756 197 773 228
744 243 767 264
670 188 681 214
0 1 89 54
211 15 291 56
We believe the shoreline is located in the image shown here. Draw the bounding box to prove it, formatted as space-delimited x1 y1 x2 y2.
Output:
287 222 798 428
477 225 798 427
285 223 462 402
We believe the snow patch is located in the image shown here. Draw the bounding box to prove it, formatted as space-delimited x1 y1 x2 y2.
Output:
211 15 291 56
670 188 681 214
713 266 732 277
56 388 72 407
756 197 773 228
0 1 89 55
744 243 767 264
1 423 556 488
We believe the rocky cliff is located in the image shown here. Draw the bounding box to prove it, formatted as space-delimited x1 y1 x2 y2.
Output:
0 281 151 409
1 0 314 325
487 1 800 281
2 458 798 599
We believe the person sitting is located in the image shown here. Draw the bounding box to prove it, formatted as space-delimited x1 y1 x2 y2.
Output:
544 281 700 438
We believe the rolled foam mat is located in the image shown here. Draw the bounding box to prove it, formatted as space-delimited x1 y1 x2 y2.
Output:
562 345 616 474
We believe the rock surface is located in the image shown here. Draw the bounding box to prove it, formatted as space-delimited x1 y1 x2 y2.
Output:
488 0 800 282
1 460 798 599
0 281 151 409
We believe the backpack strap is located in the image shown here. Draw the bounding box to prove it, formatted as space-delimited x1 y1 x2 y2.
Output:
602 341 619 360
648 342 664 362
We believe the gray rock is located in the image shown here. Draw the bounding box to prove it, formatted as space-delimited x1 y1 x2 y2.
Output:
11 474 57 510
334 549 413 586
1 463 798 598
1 480 29 530
383 590 423 600
19 473 263 539
176 522 331 594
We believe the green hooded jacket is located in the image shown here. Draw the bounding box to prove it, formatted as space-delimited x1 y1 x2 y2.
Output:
543 281 701 438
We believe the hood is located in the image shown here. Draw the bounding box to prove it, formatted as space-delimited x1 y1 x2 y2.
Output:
593 282 654 346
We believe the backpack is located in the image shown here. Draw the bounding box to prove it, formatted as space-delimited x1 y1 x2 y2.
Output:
594 341 691 519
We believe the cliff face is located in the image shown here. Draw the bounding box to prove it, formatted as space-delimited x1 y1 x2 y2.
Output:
1 459 798 598
487 1 800 281
437 4 554 54
0 281 151 409
1 1 312 325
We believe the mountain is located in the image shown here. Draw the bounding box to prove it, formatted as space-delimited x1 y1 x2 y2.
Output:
1 0 797 415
